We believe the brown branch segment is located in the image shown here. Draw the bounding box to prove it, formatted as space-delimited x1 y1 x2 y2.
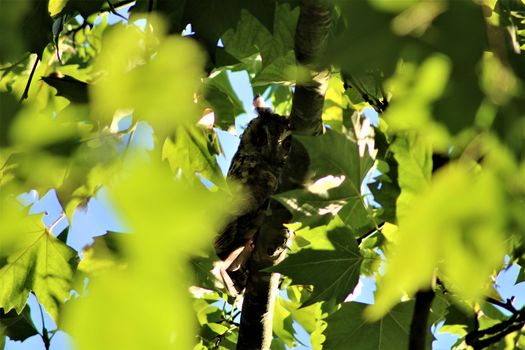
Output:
236 1 333 349
466 308 525 349
290 0 332 136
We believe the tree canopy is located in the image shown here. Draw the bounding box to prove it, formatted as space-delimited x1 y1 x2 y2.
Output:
0 0 524 350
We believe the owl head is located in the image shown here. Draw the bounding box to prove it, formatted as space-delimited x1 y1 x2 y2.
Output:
242 110 291 161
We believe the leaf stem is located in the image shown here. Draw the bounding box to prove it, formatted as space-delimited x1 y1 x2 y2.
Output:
37 301 51 350
47 212 66 235
20 56 39 102
356 222 384 246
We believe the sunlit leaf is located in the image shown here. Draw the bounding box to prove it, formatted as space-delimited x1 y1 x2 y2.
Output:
276 130 374 230
0 196 77 321
78 232 127 275
90 19 205 137
273 297 296 347
368 163 507 319
389 132 432 221
64 158 238 350
383 54 452 151
271 217 362 306
162 125 225 188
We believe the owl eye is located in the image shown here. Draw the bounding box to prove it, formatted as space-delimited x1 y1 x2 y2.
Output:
281 135 292 150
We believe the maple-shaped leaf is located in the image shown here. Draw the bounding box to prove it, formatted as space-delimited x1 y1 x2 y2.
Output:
0 212 78 322
0 306 38 342
276 130 375 231
162 125 226 188
203 70 245 128
270 218 362 306
324 301 414 350
132 0 277 63
221 4 298 84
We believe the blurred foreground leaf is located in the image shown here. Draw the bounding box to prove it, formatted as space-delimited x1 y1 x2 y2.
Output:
63 158 238 350
368 163 506 319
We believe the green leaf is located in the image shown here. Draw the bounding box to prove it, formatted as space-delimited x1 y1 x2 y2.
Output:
190 252 219 292
61 0 106 18
428 288 450 327
0 223 78 322
273 297 296 347
328 1 407 77
162 125 225 188
41 73 89 104
0 91 22 147
204 70 245 128
78 232 127 276
0 0 52 62
369 164 507 319
91 21 205 136
271 218 362 306
429 1 486 134
441 303 475 336
0 306 38 342
276 130 374 230
222 4 298 84
389 133 432 221
138 0 278 63
324 301 414 350
63 159 239 350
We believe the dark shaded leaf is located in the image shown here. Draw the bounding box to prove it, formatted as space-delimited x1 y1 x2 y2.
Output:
41 73 89 104
328 1 407 77
270 219 362 306
324 301 414 350
0 306 38 342
0 92 21 147
133 0 278 64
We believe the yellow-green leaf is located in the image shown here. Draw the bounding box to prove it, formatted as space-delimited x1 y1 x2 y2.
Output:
368 163 506 320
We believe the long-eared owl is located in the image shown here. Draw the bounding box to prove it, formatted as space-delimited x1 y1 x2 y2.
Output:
215 107 291 295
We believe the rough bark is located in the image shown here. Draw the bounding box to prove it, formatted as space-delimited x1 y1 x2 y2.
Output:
236 1 332 349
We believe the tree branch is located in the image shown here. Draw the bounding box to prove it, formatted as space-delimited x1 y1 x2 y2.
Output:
236 1 333 349
289 0 332 136
466 308 525 349
409 288 435 350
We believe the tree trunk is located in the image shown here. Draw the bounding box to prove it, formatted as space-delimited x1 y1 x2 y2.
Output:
236 1 332 349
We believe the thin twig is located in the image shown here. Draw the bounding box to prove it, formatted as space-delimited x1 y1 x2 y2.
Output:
106 0 129 21
37 302 51 350
356 222 385 246
20 56 39 102
486 296 517 313
47 212 66 235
